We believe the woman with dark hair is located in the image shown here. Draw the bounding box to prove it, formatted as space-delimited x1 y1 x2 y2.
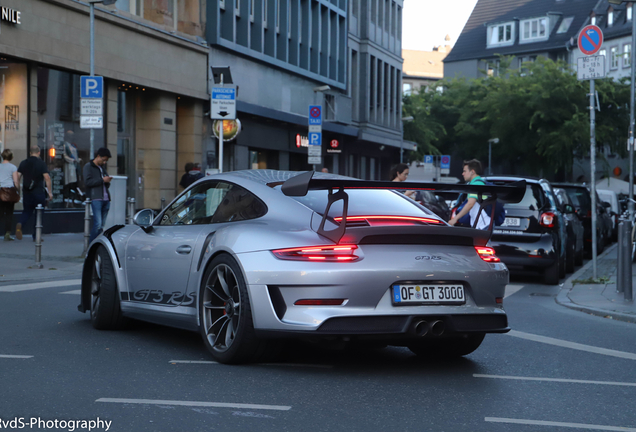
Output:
0 149 20 241
390 163 415 198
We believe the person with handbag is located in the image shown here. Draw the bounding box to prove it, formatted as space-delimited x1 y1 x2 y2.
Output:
15 146 52 241
0 149 20 241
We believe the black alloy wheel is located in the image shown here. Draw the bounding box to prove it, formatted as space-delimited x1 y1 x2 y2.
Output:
90 246 127 330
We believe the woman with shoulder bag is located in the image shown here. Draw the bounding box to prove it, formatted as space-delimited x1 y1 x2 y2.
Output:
0 149 20 241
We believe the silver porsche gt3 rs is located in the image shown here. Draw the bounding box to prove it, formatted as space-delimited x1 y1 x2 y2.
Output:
78 170 525 364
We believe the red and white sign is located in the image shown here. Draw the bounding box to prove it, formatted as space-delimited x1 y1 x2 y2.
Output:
330 139 339 148
578 25 603 56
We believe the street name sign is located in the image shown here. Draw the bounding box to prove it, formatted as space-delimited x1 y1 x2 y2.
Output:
578 25 603 56
80 98 103 116
577 55 606 80
211 86 237 120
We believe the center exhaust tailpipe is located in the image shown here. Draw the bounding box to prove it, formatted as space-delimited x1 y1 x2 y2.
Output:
430 320 445 336
411 320 429 337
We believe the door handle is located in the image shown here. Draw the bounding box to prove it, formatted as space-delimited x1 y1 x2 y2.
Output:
176 245 192 255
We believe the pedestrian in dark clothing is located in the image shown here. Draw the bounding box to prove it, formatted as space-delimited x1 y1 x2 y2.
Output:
83 148 112 243
179 162 204 189
15 146 52 241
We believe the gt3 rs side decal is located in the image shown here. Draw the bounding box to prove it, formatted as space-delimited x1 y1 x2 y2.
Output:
121 290 197 307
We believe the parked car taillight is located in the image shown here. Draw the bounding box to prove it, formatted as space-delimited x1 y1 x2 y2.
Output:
272 245 360 262
540 212 556 228
475 246 500 263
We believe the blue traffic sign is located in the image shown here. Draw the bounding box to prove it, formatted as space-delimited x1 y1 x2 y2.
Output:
441 155 451 169
308 132 322 146
80 76 103 98
309 105 322 126
424 155 433 164
578 25 603 56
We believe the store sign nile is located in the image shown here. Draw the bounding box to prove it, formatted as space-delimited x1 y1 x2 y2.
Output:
1 7 21 25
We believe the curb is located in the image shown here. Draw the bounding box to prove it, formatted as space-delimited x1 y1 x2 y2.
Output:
555 244 636 324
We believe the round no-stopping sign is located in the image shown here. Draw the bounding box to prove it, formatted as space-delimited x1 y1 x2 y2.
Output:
578 25 603 56
310 107 321 118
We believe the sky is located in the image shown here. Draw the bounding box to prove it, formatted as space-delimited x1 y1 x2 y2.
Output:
402 0 479 51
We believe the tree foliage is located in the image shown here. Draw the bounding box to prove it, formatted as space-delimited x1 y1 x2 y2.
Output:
402 56 630 177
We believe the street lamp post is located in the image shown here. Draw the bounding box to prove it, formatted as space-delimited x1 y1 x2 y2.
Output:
401 116 414 164
87 0 116 159
488 138 499 175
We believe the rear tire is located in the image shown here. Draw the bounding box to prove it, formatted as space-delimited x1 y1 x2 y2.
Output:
199 254 266 364
559 253 566 279
542 259 560 285
408 333 485 358
90 246 127 330
575 246 584 266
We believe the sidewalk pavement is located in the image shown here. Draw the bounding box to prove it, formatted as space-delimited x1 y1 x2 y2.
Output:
1 232 635 323
0 233 85 284
556 243 636 324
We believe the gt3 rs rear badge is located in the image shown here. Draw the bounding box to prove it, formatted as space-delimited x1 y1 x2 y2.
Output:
415 256 442 261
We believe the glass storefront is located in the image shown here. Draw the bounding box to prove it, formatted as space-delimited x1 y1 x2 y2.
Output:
37 67 105 209
0 59 28 173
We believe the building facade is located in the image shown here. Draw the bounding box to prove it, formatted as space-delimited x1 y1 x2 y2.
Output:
205 0 411 180
402 43 449 96
0 0 209 234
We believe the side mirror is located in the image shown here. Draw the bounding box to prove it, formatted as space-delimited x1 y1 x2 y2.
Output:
602 201 611 208
133 209 154 232
564 204 575 214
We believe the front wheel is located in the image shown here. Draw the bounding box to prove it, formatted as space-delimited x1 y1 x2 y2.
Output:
408 333 485 358
90 246 127 330
199 254 265 364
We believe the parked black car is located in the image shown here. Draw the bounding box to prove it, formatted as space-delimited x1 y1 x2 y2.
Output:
484 177 568 285
553 187 585 272
415 190 451 221
551 183 612 254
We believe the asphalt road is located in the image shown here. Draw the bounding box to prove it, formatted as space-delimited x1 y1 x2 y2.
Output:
1 274 635 432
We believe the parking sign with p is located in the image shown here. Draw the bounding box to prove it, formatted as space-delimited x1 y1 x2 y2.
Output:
81 76 104 99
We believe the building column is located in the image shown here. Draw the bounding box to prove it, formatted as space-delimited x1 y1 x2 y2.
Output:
177 98 203 191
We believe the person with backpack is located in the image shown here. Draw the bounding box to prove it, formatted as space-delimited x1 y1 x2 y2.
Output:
179 162 204 190
449 159 492 229
15 146 52 241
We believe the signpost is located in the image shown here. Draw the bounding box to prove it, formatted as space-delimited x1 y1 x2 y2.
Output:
80 76 104 158
578 24 605 279
308 105 322 166
440 155 451 175
211 78 237 173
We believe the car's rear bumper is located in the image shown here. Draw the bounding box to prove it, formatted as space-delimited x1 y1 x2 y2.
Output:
490 232 558 269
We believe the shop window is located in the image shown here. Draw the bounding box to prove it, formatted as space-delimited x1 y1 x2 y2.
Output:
0 60 28 185
37 67 105 209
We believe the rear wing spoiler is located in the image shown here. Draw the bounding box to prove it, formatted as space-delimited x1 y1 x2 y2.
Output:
281 171 526 244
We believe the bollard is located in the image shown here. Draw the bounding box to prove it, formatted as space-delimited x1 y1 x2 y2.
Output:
617 221 625 293
83 199 91 256
161 197 166 211
625 220 633 301
127 198 136 224
34 204 44 269
126 197 132 224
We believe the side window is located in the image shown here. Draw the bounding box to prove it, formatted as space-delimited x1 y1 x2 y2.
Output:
158 181 267 226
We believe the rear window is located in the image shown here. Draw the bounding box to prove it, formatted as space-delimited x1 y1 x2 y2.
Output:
279 188 438 219
504 185 547 211
563 187 591 211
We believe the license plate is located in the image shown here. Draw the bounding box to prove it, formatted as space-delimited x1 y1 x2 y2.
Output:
502 217 520 227
392 284 466 304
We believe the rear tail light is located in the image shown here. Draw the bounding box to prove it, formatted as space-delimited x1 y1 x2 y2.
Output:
587 210 592 218
475 246 500 263
294 299 346 306
271 245 360 262
540 212 556 228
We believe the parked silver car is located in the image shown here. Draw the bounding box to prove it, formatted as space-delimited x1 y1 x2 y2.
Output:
78 170 524 364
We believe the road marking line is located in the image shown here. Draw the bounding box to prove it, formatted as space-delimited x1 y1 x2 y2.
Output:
0 279 81 293
474 374 636 387
507 330 636 361
0 355 33 359
96 398 291 411
169 360 333 369
485 417 636 431
504 284 524 298
59 290 81 295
